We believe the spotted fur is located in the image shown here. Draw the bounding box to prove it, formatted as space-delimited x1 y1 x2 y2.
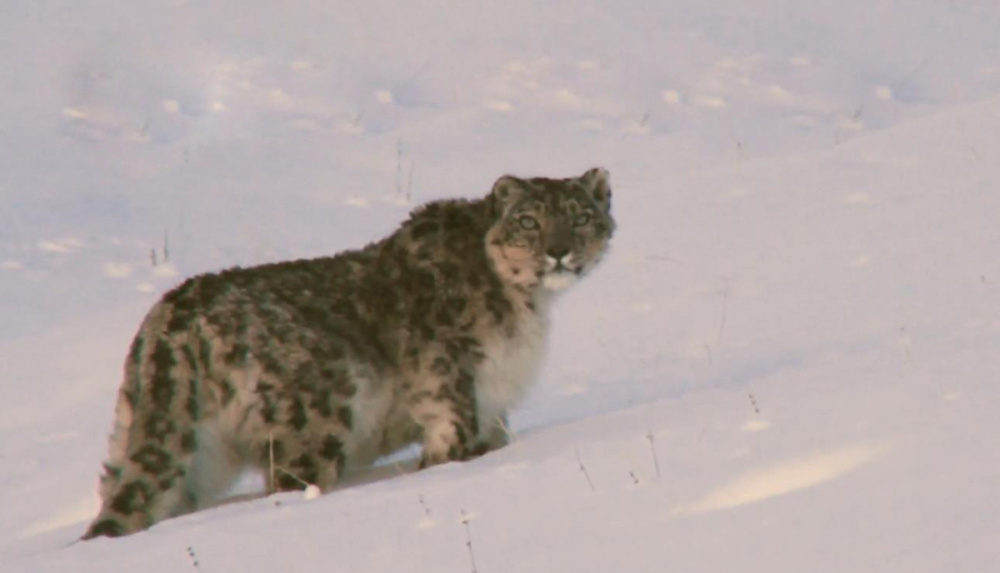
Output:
83 167 615 538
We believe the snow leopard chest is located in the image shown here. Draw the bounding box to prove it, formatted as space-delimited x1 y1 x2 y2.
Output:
473 311 549 430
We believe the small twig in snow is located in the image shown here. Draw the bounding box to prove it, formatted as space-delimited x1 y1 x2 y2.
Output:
496 415 518 444
899 326 913 364
716 280 732 347
267 437 313 492
575 448 595 492
646 431 661 479
406 162 415 201
748 393 760 415
695 423 708 443
461 510 478 573
391 462 408 477
418 494 432 518
274 467 311 489
187 546 203 572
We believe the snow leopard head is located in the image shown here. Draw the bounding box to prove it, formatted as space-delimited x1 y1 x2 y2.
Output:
486 167 615 291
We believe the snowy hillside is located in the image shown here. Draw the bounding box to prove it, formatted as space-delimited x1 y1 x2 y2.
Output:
3 1 999 571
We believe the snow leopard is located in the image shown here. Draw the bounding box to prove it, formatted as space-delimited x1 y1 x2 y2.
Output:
84 167 615 538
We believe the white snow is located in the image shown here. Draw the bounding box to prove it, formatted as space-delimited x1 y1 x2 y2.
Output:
2 1 1000 572
661 90 683 105
102 262 132 279
874 86 894 101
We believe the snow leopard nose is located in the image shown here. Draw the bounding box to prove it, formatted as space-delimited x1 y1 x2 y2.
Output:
547 246 570 261
547 222 573 262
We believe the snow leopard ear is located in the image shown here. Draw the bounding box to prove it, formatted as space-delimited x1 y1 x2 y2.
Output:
489 175 527 217
579 167 611 213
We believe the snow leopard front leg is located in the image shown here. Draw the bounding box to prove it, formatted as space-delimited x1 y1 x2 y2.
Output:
408 350 481 468
468 415 510 458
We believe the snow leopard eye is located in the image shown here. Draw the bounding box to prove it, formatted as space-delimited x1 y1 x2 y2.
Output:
573 212 591 227
518 215 539 230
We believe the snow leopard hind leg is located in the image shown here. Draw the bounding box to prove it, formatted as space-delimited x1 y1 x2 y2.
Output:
83 329 211 539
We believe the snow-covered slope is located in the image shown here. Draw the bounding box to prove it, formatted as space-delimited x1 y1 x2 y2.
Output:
3 1 999 571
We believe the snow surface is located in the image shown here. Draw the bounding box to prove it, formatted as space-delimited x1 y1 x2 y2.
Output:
3 1 1000 571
